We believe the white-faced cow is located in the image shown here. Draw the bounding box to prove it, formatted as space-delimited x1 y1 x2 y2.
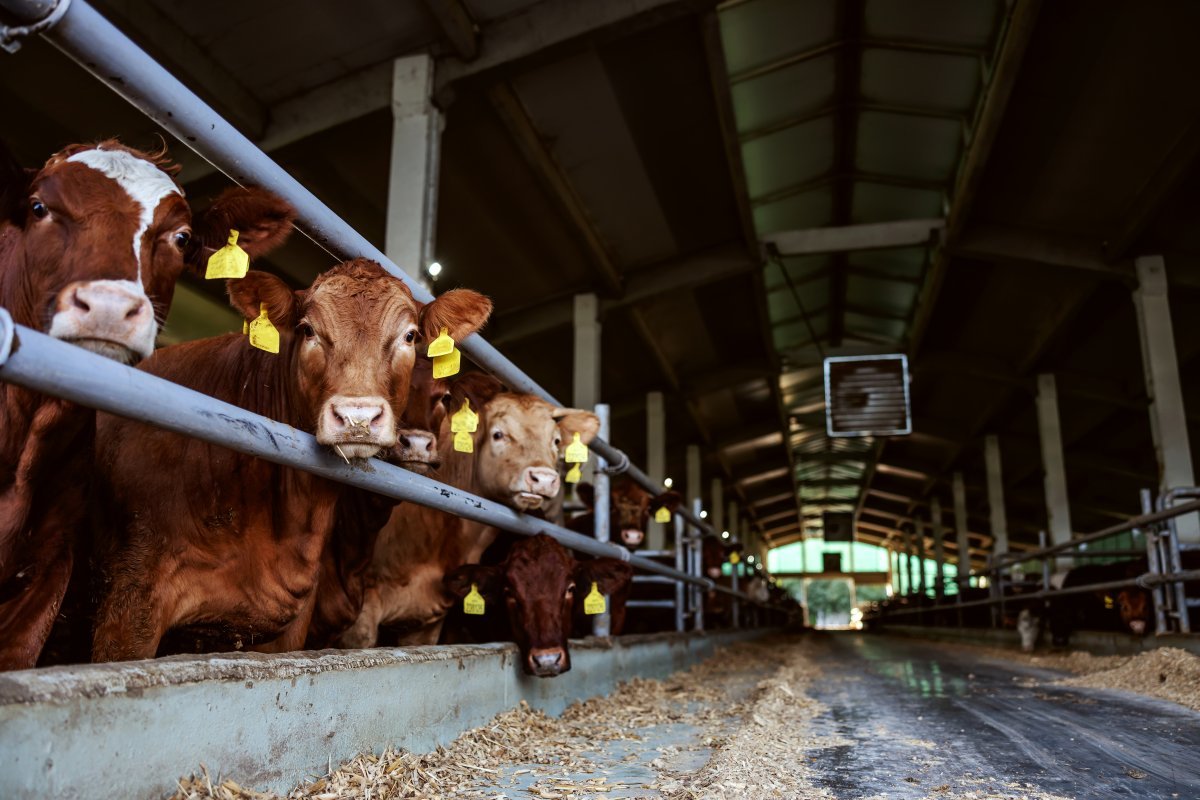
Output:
90 260 491 661
0 139 294 669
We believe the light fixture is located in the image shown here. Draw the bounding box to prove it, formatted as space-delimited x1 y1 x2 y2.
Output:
699 509 708 519
663 477 673 488
747 555 755 563
721 530 730 540
427 261 443 278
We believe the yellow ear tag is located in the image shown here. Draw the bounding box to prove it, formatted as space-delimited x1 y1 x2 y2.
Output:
248 302 279 354
432 348 461 379
464 583 485 615
729 551 741 565
450 398 479 433
565 432 588 464
427 327 455 358
242 319 248 335
583 582 606 615
205 229 250 280
565 463 582 484
453 430 474 454
654 506 671 524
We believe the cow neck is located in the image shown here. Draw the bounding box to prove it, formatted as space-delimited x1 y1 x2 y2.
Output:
433 403 497 567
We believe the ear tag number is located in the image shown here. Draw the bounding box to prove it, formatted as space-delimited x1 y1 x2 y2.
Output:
453 430 474 454
654 506 672 524
432 348 461 379
583 582 606 615
248 302 279 354
729 551 740 565
565 432 588 464
427 327 455 357
464 583 485 615
565 463 582 484
205 229 249 280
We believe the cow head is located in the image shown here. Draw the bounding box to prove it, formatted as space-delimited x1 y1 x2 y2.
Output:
702 536 737 580
451 379 599 512
226 260 491 460
445 535 632 677
0 139 294 364
575 480 682 549
391 359 447 475
1116 588 1151 636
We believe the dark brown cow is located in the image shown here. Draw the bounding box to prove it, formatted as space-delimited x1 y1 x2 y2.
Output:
569 480 682 550
90 260 491 661
0 139 294 669
339 374 599 649
446 534 632 677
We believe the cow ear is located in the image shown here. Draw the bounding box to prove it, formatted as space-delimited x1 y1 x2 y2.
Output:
226 271 301 330
419 288 493 344
552 409 600 444
189 186 296 270
446 372 505 411
650 490 682 514
574 482 595 509
444 564 502 600
0 141 31 226
575 558 633 596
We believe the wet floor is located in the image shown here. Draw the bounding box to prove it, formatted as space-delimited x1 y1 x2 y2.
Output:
805 634 1200 799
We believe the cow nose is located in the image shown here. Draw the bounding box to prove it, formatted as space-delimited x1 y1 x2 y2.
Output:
529 648 566 676
398 431 436 454
1130 620 1146 636
321 397 396 451
71 282 149 322
621 528 645 547
523 466 560 497
50 280 155 361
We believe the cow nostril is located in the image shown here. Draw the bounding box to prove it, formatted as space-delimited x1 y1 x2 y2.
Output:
398 434 411 448
72 291 90 313
124 302 143 320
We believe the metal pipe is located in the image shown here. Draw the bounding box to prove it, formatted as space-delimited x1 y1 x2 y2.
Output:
0 0 721 540
0 316 749 601
591 403 611 637
673 514 686 631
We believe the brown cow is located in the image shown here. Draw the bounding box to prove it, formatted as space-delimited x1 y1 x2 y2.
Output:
569 480 682 550
0 139 294 669
90 260 491 661
445 534 632 677
338 373 599 650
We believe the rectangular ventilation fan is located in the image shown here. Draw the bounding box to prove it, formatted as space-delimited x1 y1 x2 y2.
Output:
823 354 911 437
823 511 856 542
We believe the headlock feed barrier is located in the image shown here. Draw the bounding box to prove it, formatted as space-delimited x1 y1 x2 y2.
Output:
0 0 782 612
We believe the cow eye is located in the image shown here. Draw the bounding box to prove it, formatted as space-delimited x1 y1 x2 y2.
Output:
404 329 417 344
565 583 576 596
172 230 191 249
492 430 504 441
30 199 48 219
299 322 316 339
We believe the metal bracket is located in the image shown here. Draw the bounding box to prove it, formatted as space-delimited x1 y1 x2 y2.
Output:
0 307 14 367
1 0 71 54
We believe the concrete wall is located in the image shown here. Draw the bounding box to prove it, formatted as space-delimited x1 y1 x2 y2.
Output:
0 630 766 799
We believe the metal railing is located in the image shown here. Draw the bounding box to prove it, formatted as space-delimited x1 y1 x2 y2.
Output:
0 0 783 625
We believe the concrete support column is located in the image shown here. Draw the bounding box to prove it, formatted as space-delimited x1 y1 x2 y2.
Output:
646 392 666 550
711 479 724 533
915 517 927 596
726 500 738 540
573 294 600 486
931 496 945 600
1036 374 1073 548
386 55 441 284
984 435 1009 558
902 527 915 596
953 472 970 587
1134 255 1199 542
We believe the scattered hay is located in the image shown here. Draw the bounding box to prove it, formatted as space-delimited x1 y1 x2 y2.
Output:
1059 647 1200 711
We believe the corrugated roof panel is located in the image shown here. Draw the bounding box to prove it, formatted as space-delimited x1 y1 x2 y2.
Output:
743 116 836 200
856 111 962 181
851 182 944 224
754 189 835 236
845 274 919 315
767 277 829 320
719 0 837 76
864 0 1000 47
861 49 981 112
773 315 827 352
848 247 926 279
764 255 833 291
732 56 837 135
844 312 906 341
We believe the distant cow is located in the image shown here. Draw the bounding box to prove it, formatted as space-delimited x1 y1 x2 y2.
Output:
90 261 491 661
339 373 600 650
0 139 294 669
1048 558 1150 647
568 480 682 549
446 534 632 677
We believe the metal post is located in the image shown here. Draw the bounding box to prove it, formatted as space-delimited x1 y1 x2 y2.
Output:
673 512 685 632
984 435 1009 558
592 403 611 638
953 471 970 589
931 496 946 600
687 445 704 632
573 294 600 486
386 55 440 285
711 479 724 535
1141 489 1169 635
902 527 915 597
1039 530 1050 594
1134 256 1199 543
915 517 927 597
728 500 740 628
1036 373 1074 551
646 391 666 550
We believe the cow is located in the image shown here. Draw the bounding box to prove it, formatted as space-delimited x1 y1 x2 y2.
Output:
0 139 294 669
1047 558 1150 647
445 534 632 677
89 260 491 661
304 358 447 650
338 373 600 651
568 480 681 550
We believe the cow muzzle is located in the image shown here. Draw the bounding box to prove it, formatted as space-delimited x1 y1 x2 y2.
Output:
319 395 397 460
1129 619 1146 636
527 647 567 677
620 528 645 548
48 279 155 363
514 466 560 510
394 429 439 475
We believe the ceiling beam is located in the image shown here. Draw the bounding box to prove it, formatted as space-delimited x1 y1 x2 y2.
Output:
766 218 945 258
950 223 1133 281
421 0 479 61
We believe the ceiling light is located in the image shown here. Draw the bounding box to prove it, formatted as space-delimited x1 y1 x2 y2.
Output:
427 261 443 278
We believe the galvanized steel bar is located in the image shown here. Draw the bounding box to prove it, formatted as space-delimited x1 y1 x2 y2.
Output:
591 403 612 637
0 0 720 540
